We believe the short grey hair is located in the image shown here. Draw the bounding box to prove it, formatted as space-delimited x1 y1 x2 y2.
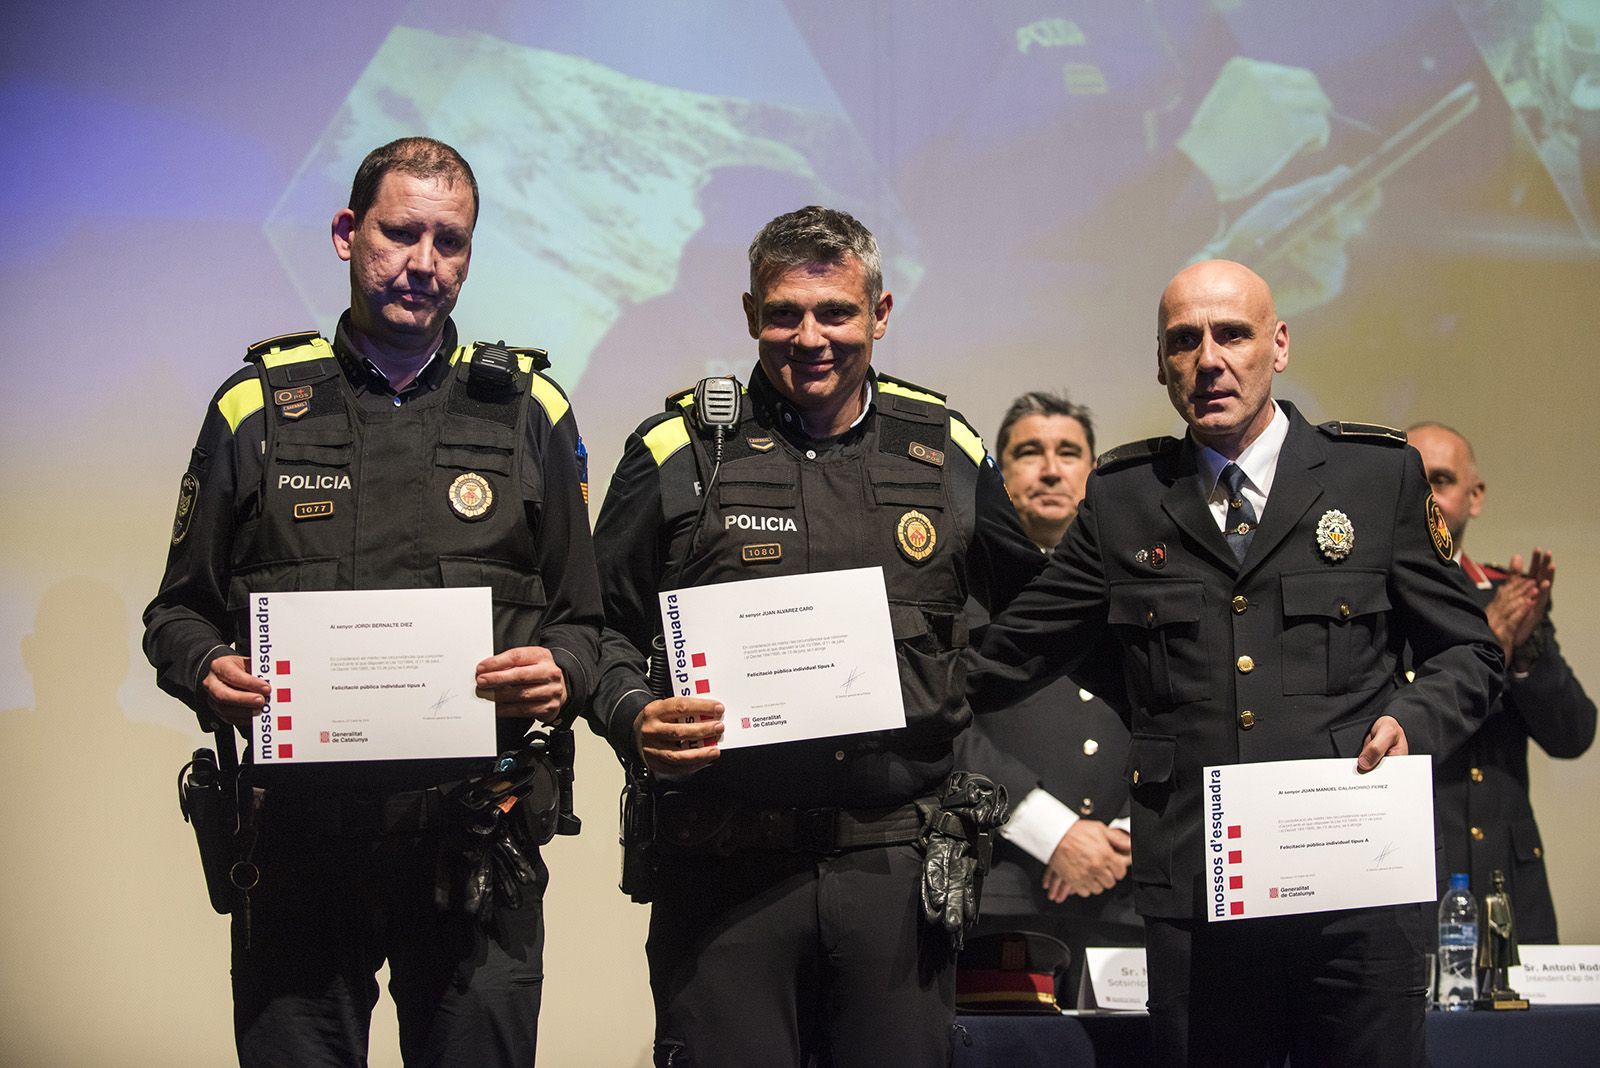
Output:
996 391 1097 459
747 205 883 306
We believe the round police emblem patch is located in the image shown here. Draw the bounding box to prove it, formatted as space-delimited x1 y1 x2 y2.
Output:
896 509 937 563
172 471 199 545
449 472 494 520
1315 509 1355 562
1426 491 1453 563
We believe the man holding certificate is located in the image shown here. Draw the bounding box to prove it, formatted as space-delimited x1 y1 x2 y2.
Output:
970 260 1504 1066
144 138 602 1066
588 206 1043 1066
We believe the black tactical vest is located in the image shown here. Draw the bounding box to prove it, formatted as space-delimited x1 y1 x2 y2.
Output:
226 333 554 766
656 374 981 806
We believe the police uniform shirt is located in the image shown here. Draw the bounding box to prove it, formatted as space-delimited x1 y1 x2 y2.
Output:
144 314 604 751
588 366 1045 809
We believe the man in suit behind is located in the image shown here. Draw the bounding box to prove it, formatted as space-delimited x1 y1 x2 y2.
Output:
969 260 1504 1065
954 392 1140 997
1408 422 1594 943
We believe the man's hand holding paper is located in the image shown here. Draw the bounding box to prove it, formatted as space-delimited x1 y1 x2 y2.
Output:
476 645 568 721
634 696 725 777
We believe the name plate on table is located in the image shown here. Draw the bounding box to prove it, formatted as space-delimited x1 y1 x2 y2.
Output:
1202 756 1436 921
1078 946 1149 1011
658 567 904 748
1512 946 1600 1004
247 587 496 763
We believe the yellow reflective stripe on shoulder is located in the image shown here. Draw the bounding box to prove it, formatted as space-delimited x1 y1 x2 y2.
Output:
948 415 985 466
675 392 695 410
528 374 571 425
877 379 945 407
644 416 691 467
258 337 335 369
217 379 265 433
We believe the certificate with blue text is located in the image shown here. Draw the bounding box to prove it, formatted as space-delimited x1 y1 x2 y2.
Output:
1202 755 1435 922
246 587 497 763
657 567 905 749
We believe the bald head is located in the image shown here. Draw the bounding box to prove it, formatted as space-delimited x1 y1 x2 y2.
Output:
1156 259 1289 458
1159 260 1277 333
1407 422 1482 548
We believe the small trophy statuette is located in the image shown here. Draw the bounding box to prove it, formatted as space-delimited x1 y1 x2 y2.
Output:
1476 869 1530 1010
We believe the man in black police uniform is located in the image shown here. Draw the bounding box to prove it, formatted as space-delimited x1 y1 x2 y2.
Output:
953 392 1140 994
144 137 602 1066
587 205 1043 1066
1408 422 1595 943
969 259 1503 1066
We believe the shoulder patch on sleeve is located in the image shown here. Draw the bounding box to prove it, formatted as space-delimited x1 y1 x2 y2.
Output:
947 414 987 467
1317 420 1407 446
245 330 321 360
1096 436 1179 472
643 413 692 467
527 370 571 426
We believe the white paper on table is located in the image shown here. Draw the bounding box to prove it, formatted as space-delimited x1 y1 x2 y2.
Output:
246 587 496 763
1511 945 1600 1004
1079 946 1149 1011
1201 755 1435 921
657 567 904 749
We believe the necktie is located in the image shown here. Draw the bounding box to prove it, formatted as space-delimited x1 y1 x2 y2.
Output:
1221 462 1257 563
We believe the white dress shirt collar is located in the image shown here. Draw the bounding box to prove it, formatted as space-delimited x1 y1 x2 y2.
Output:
1197 401 1288 530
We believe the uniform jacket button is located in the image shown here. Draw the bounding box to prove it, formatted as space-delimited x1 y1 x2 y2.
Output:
1238 709 1256 730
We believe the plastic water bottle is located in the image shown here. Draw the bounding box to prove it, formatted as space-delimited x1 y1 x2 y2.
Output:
1437 873 1477 1010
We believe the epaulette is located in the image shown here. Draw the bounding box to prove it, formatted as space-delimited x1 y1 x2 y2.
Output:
875 372 946 406
664 385 696 413
1317 420 1407 446
1096 436 1179 472
506 345 550 371
457 341 551 375
244 330 321 361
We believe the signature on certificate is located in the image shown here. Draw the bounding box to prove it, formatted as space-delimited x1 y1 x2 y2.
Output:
839 666 866 695
1372 841 1398 867
429 689 456 716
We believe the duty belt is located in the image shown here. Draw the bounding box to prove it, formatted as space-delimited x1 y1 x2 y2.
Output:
259 785 457 838
652 794 926 856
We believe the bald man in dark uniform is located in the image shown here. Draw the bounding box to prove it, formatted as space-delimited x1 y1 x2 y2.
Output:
969 260 1502 1066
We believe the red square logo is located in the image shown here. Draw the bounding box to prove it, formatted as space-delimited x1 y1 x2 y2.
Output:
1269 887 1280 899
276 688 291 703
695 679 710 694
691 652 707 668
277 716 292 731
320 731 330 743
741 717 751 729
1230 901 1244 916
1228 850 1242 864
276 660 291 675
1229 875 1243 890
1228 825 1241 839
279 743 294 758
